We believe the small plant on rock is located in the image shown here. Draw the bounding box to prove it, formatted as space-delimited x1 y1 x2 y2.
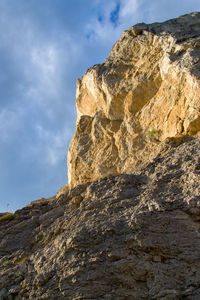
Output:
0 213 18 222
148 129 157 136
0 213 14 222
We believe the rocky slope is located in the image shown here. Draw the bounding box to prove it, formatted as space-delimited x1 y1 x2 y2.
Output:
1 13 200 300
0 137 200 299
68 12 200 188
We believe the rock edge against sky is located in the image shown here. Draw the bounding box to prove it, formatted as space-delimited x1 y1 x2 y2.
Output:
0 12 200 300
67 12 200 189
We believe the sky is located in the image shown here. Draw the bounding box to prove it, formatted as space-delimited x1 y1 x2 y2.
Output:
0 0 200 212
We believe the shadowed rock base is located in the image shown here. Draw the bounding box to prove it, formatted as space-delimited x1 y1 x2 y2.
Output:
0 138 200 299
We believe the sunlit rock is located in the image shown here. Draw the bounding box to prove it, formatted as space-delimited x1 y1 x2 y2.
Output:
68 12 200 188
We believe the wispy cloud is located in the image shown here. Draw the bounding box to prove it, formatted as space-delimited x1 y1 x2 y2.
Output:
85 0 141 44
26 44 61 105
0 108 22 142
119 0 141 24
1 0 200 212
36 124 71 166
85 0 200 47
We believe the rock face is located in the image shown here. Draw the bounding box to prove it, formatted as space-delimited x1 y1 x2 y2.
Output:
68 12 200 188
0 138 200 299
1 13 200 300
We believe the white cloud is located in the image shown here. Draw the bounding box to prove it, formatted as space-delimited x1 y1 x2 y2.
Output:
86 0 200 48
0 108 23 142
1 0 200 212
31 46 57 77
119 0 141 24
36 124 71 166
0 7 80 111
25 32 81 113
85 0 141 45
26 44 60 103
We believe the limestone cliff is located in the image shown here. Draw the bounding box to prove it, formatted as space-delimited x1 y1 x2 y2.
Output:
1 13 200 300
68 12 200 188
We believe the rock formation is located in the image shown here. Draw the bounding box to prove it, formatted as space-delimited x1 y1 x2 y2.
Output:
0 13 200 300
68 12 200 188
0 138 200 299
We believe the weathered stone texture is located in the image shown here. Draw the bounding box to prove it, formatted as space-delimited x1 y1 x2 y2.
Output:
68 12 200 188
0 138 200 299
1 13 200 300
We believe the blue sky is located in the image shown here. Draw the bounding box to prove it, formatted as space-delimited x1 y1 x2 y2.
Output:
0 0 200 212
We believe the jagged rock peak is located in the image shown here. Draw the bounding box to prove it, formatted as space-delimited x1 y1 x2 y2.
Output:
68 12 200 188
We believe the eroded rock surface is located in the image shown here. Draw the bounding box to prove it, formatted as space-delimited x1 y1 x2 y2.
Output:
0 137 200 299
1 13 200 300
68 12 200 188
